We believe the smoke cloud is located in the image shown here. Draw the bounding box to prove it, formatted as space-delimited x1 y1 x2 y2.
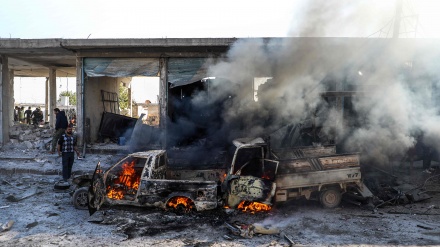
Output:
170 1 440 166
206 38 440 164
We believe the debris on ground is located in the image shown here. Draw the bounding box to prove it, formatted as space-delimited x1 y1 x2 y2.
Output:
280 232 295 246
1 220 14 232
225 221 280 239
5 188 41 202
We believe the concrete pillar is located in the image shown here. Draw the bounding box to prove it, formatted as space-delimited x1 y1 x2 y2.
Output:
9 70 14 127
128 86 132 117
49 68 56 127
0 55 10 145
159 57 168 148
76 57 84 147
45 77 49 122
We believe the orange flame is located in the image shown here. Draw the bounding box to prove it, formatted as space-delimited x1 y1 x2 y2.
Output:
107 160 141 200
237 201 272 213
167 197 194 211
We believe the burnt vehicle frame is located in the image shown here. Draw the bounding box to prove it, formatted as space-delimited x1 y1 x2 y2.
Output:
87 150 222 215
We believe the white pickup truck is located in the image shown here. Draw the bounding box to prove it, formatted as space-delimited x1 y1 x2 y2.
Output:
224 138 372 208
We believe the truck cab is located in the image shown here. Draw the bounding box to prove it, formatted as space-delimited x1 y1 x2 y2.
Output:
223 138 279 208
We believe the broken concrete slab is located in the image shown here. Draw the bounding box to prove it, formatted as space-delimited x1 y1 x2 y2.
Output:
9 139 19 144
24 141 33 149
0 220 14 232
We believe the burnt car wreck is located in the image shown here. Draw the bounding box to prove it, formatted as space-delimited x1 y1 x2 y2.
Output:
87 150 223 215
75 136 377 216
67 76 436 218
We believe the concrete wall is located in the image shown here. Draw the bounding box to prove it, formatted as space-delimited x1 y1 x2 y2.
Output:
85 76 132 143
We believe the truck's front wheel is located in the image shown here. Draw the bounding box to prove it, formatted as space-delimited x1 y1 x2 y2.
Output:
319 188 341 208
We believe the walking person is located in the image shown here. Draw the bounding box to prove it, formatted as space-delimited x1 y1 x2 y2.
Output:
24 107 32 125
51 108 68 154
19 107 24 123
14 106 18 122
57 125 81 183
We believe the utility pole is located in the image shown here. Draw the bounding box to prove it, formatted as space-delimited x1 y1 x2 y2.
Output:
393 0 403 39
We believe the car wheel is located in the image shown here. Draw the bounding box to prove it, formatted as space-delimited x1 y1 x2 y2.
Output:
54 181 70 190
320 188 341 208
72 187 89 210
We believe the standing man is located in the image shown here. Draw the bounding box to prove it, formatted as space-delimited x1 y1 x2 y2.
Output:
57 125 81 182
14 106 18 122
24 107 33 125
18 107 24 123
51 108 68 154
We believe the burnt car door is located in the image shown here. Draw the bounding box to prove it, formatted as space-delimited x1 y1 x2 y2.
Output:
88 162 106 215
225 144 279 207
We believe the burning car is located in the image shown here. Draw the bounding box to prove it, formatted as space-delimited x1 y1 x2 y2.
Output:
88 150 224 215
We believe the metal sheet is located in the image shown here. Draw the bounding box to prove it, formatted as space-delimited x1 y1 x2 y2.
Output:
84 58 159 77
168 58 212 87
98 112 137 140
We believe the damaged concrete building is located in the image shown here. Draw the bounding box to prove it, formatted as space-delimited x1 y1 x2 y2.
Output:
1 38 440 157
0 38 236 149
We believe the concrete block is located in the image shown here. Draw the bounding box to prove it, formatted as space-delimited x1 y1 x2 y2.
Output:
35 141 47 150
10 139 19 144
24 141 34 149
35 132 41 137
19 135 24 141
23 134 37 141
9 130 20 136
24 130 32 135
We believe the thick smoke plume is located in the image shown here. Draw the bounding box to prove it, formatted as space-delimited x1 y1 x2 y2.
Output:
206 38 440 164
171 1 440 166
201 1 440 164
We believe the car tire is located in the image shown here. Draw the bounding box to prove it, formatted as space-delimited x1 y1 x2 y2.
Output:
54 181 70 190
72 187 89 210
320 188 341 208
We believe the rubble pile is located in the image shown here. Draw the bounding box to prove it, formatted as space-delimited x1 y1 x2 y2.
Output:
9 123 53 150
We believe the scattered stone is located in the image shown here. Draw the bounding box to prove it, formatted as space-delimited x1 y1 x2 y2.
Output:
24 141 33 149
25 221 38 229
47 212 59 217
1 220 14 232
10 139 19 144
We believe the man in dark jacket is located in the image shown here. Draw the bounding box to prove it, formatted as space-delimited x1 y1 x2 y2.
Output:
24 107 33 125
50 108 68 154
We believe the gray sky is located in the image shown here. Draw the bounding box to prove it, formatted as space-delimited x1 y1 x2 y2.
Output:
7 0 440 104
1 0 440 39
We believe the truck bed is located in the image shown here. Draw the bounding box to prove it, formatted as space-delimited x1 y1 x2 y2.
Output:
275 166 362 189
277 154 360 174
275 153 362 189
271 145 336 160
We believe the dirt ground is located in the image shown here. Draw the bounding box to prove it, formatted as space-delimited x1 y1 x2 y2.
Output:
0 151 439 246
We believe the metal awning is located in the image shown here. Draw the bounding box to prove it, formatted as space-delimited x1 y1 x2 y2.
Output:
84 58 160 77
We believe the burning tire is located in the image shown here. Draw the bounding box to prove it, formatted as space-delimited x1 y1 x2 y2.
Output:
319 188 341 208
72 187 89 210
166 196 195 213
